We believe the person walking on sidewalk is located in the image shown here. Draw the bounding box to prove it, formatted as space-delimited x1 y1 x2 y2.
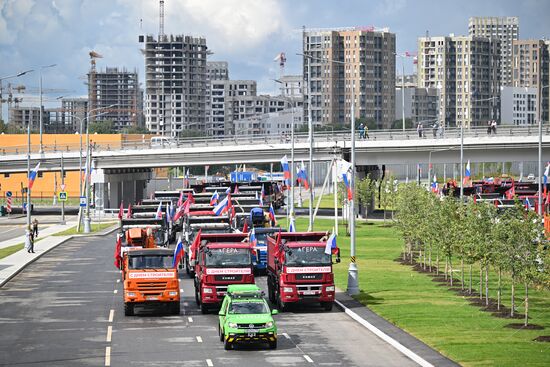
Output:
25 228 35 253
32 218 39 238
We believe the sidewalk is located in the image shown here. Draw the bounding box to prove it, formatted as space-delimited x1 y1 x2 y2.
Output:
335 291 459 367
0 223 118 287
0 221 78 250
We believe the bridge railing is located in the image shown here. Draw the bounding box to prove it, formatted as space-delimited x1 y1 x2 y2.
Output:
1 125 547 156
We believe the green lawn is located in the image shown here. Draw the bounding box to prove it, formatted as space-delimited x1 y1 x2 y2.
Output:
8 197 82 206
300 193 340 209
0 243 24 259
53 222 117 236
294 217 550 367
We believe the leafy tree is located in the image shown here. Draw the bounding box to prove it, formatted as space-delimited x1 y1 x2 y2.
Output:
88 120 115 134
356 174 376 220
391 118 415 130
439 196 460 285
379 176 397 223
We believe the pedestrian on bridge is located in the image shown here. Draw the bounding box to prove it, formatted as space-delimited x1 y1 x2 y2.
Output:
417 122 424 138
491 120 497 135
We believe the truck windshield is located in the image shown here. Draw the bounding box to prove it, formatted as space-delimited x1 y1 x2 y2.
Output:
205 248 251 267
129 255 173 269
229 301 269 314
285 246 331 266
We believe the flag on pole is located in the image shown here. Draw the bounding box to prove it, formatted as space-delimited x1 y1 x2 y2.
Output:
184 169 190 188
336 159 353 200
288 216 296 232
187 192 195 204
249 228 257 248
225 186 231 194
463 160 471 186
281 155 290 184
210 190 219 206
190 229 202 261
114 235 122 268
177 191 184 206
28 162 41 190
269 204 277 225
233 185 240 194
342 173 352 200
117 201 124 219
297 161 310 190
213 195 229 216
127 203 132 219
242 219 249 233
166 203 172 223
172 236 185 268
155 202 163 219
431 175 437 193
324 232 337 255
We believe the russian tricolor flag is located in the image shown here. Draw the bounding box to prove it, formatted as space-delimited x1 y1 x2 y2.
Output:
210 190 219 206
281 155 290 184
172 236 185 268
342 173 352 200
297 161 309 190
324 232 337 255
249 228 257 248
28 162 41 190
463 160 471 186
544 162 549 185
155 202 163 219
213 195 229 216
289 216 296 232
431 174 437 193
269 204 277 225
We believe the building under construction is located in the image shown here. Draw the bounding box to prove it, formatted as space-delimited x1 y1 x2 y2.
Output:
139 34 208 136
87 67 142 131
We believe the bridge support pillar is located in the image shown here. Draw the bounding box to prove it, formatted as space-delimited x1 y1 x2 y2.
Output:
92 168 152 209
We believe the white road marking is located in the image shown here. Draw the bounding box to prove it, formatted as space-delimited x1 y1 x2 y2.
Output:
180 288 184 292
106 326 112 342
113 290 118 294
196 336 203 343
334 299 435 367
116 279 120 283
188 317 193 323
206 359 213 366
303 355 314 363
105 346 111 366
282 332 290 339
183 302 189 307
108 309 114 323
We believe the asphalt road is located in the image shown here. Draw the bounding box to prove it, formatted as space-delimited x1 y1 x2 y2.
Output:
0 225 28 242
0 234 417 367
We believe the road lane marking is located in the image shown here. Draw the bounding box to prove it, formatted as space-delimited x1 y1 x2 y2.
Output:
108 310 114 323
282 332 290 339
188 317 193 323
180 288 184 292
105 346 111 366
106 326 112 342
116 279 120 283
113 290 118 294
183 302 189 307
334 299 435 367
303 355 314 363
206 359 213 366
196 336 203 343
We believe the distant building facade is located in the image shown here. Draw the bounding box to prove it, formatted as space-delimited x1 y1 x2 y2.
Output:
234 107 304 137
501 86 537 125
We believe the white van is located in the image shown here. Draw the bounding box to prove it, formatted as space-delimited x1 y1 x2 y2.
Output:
150 136 177 147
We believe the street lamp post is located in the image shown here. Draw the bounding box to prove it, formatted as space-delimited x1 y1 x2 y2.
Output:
538 85 549 215
298 51 359 295
84 104 118 233
38 64 57 154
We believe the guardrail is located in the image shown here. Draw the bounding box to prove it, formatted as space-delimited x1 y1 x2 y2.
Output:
1 125 548 156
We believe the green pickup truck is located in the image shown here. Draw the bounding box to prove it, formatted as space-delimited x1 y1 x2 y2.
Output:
218 284 278 350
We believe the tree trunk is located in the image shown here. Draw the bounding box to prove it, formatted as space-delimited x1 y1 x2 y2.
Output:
485 265 489 306
436 250 439 276
510 276 515 317
497 268 501 311
524 282 529 326
479 267 483 300
461 259 464 290
428 247 432 271
449 257 453 286
444 257 448 280
468 264 473 294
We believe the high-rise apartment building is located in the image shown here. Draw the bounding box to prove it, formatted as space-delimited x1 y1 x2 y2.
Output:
512 40 549 123
207 61 229 81
278 75 303 98
303 27 396 128
61 97 88 132
417 35 500 128
140 34 208 136
88 67 141 131
208 80 257 136
469 16 519 86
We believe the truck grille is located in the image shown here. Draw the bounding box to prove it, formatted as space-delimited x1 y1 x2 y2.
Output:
214 275 243 282
136 281 167 291
296 273 323 281
237 323 266 330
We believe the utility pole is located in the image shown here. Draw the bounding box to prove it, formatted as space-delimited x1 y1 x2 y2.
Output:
60 153 65 225
347 81 359 295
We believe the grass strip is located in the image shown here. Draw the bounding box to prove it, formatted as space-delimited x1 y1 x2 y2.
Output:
0 243 25 259
53 222 116 236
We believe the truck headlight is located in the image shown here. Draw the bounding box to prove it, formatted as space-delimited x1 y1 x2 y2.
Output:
168 291 178 296
265 321 273 328
126 292 136 297
228 322 238 328
325 286 335 292
283 287 293 293
203 288 213 294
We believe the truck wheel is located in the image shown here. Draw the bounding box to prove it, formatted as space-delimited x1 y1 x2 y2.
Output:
224 338 233 350
172 301 181 315
185 258 190 275
200 302 209 314
268 340 277 349
277 294 288 312
124 302 134 316
195 286 201 306
219 325 224 342
321 302 333 312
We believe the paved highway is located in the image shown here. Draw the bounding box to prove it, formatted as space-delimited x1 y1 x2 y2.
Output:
0 234 416 367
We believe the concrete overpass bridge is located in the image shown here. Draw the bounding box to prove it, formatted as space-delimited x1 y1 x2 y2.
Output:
0 126 548 173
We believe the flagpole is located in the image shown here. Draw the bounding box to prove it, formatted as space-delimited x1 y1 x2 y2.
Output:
347 82 359 296
26 111 31 228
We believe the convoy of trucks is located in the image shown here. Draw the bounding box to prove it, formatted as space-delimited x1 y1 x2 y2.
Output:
114 180 339 349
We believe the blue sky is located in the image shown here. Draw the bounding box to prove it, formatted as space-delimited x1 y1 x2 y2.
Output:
1 0 549 116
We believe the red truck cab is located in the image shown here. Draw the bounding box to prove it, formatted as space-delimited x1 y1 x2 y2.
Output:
266 232 339 311
193 233 255 313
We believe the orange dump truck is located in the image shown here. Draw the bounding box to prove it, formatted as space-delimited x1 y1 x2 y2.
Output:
122 247 180 316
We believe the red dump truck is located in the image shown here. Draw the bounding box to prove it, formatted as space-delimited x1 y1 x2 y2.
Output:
192 233 255 313
266 232 339 311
